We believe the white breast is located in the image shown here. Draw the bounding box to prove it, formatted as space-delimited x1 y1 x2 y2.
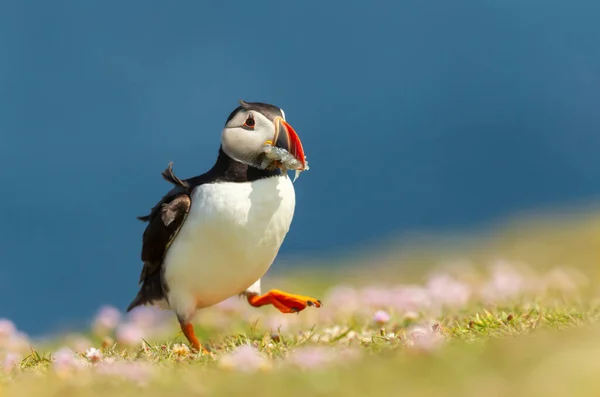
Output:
162 175 296 318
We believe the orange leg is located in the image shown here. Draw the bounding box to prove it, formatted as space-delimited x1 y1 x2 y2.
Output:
180 322 207 353
247 289 322 313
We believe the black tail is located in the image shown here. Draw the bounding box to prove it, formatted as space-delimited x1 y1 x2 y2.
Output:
137 214 151 222
127 273 165 312
126 291 145 312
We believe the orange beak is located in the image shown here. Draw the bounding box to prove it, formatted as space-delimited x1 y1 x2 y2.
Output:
273 117 306 171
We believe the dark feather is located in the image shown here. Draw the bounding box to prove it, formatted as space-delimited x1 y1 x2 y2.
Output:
137 163 188 222
127 193 191 312
226 100 285 124
161 162 189 188
139 194 191 279
126 271 164 312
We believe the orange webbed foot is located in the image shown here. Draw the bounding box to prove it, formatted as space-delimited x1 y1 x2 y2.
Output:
247 289 322 314
180 322 208 354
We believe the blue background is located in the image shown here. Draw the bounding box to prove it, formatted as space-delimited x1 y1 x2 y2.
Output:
1 0 599 336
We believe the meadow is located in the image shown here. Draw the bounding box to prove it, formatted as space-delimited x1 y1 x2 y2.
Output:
2 205 600 397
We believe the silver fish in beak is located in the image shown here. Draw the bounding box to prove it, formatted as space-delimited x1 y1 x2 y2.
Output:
261 116 309 182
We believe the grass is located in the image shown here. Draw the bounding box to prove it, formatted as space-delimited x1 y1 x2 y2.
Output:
3 206 600 396
5 304 600 397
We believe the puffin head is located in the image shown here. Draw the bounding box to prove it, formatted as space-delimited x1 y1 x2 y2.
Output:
221 100 306 171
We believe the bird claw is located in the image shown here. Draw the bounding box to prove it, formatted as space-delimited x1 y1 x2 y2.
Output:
247 290 322 314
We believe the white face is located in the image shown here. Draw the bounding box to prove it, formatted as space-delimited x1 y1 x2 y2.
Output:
221 109 278 169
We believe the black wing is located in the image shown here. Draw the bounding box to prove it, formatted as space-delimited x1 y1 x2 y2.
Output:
127 163 192 312
138 193 191 281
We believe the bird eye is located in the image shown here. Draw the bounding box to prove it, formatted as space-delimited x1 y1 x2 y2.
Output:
243 114 255 129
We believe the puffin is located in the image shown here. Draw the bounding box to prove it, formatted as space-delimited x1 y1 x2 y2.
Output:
127 100 321 352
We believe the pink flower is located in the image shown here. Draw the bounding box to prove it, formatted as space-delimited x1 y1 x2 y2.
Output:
405 323 444 351
324 286 360 315
116 323 145 347
0 319 16 341
127 306 168 329
426 274 471 309
391 286 432 313
124 306 173 341
218 345 270 372
481 260 526 302
287 346 336 370
2 352 21 373
373 310 391 325
5 332 30 353
64 335 93 353
53 347 86 375
361 287 393 309
85 347 103 363
92 306 121 335
264 314 291 333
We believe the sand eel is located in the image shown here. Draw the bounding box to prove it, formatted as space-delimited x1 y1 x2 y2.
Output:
127 100 320 352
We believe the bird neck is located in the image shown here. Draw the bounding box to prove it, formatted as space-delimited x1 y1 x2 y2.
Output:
213 147 281 182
